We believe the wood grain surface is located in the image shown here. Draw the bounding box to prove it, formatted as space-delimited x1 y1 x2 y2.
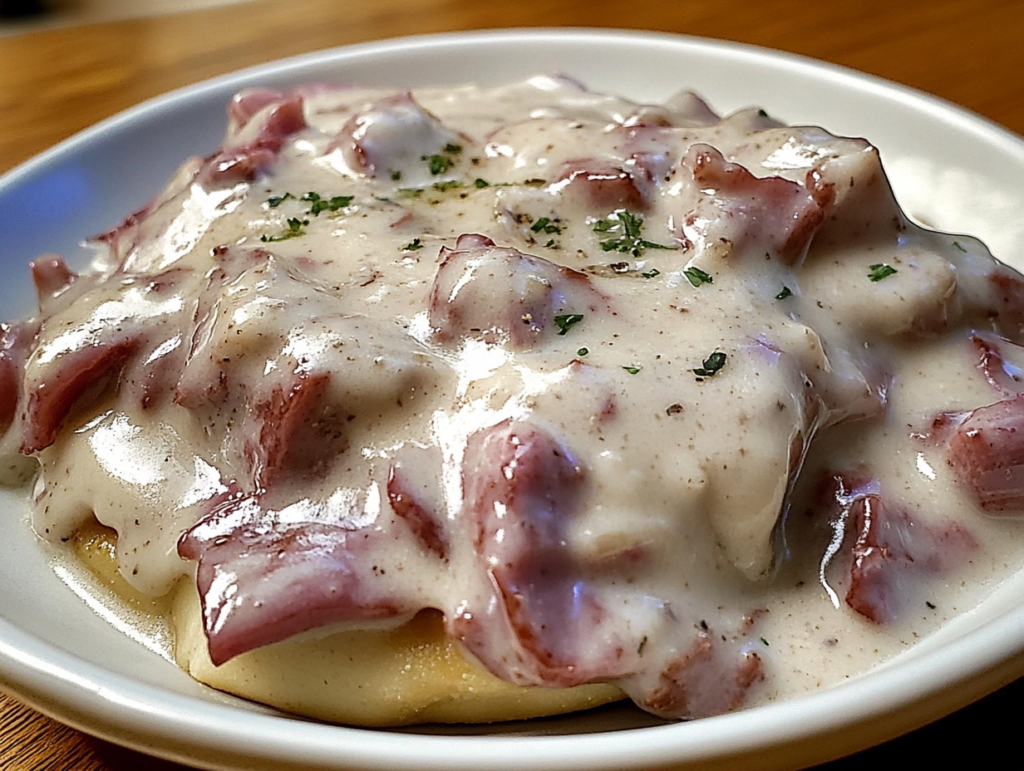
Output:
1 0 1022 768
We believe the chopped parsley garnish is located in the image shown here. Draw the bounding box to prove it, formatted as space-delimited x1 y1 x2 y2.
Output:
577 347 589 356
423 143 463 176
953 241 967 253
390 170 402 181
554 313 584 336
775 285 793 300
302 191 353 215
432 180 462 192
267 191 352 216
593 210 675 257
544 239 557 248
530 217 562 234
402 238 424 252
683 266 713 287
397 188 424 199
692 351 727 378
425 154 454 175
868 263 898 282
622 364 642 375
757 109 769 118
474 178 490 188
267 192 295 208
641 268 661 279
760 637 770 646
261 217 308 242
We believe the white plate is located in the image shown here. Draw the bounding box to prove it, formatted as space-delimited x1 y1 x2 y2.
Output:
2 28 1024 771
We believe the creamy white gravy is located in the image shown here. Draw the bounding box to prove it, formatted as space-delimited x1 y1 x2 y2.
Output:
4 75 1024 721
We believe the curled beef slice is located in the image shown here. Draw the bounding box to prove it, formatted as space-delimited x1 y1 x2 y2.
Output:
20 263 199 453
334 92 465 186
178 492 417 665
623 90 719 128
971 331 1024 395
387 451 447 560
227 88 291 132
21 339 138 455
201 92 306 186
549 159 647 211
823 474 976 622
680 143 825 264
30 254 76 314
19 275 187 453
642 633 764 719
948 395 1024 513
983 267 1024 341
177 247 436 488
450 420 630 687
246 370 347 489
0 321 37 436
428 234 605 348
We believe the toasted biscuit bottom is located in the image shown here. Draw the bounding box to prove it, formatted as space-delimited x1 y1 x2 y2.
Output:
73 520 623 725
172 587 623 726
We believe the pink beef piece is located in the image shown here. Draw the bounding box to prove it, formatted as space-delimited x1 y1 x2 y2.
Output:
178 494 413 666
428 234 606 348
949 395 1024 513
450 419 631 688
201 93 306 186
682 143 825 264
823 474 976 623
21 338 138 454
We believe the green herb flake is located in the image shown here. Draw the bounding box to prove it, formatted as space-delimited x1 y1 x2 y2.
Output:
425 154 454 175
683 266 713 287
523 178 546 187
402 238 424 252
641 268 661 279
775 286 793 301
530 217 562 235
577 347 589 357
390 170 402 181
757 109 769 118
868 263 898 282
760 637 770 646
554 313 584 336
302 192 354 216
474 178 490 189
443 142 463 155
432 180 462 192
692 351 727 378
266 192 295 208
260 216 308 243
544 239 557 248
622 365 642 375
593 210 676 257
953 241 967 253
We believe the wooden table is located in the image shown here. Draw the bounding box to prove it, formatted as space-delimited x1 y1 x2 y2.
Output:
1 0 1022 768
